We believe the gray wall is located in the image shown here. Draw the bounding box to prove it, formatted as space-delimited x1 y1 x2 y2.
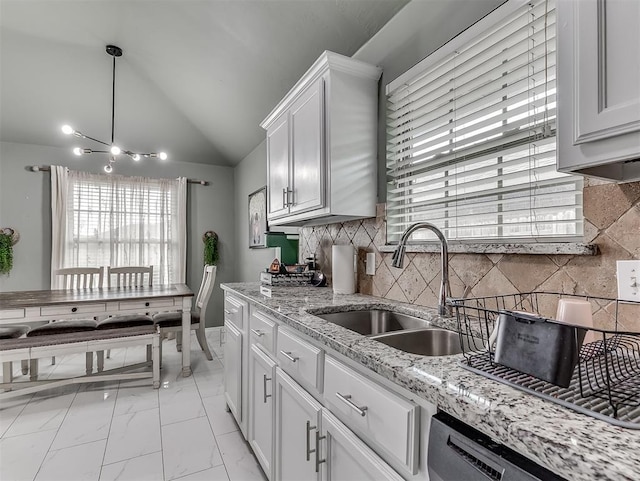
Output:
233 0 505 276
233 141 279 281
0 140 234 327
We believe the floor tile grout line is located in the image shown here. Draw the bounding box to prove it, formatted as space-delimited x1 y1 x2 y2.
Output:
96 378 120 478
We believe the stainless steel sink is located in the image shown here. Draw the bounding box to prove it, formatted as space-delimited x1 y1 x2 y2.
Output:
315 309 431 336
370 328 465 356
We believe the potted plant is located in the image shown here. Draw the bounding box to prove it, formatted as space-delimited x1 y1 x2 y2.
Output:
0 228 18 275
203 231 219 265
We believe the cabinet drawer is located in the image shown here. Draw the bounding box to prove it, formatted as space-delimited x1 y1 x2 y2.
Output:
118 299 175 311
324 356 418 473
0 309 25 320
224 296 245 330
250 310 277 356
276 327 323 393
41 303 106 317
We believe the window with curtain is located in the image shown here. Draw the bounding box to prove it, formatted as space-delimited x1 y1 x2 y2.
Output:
386 0 583 244
50 166 187 287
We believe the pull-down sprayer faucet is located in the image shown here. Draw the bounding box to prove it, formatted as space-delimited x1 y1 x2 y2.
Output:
391 222 451 317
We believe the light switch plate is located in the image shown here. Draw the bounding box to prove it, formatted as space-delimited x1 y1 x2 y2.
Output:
616 260 640 301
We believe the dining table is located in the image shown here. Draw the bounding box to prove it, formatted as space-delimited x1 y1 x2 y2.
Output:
0 283 194 376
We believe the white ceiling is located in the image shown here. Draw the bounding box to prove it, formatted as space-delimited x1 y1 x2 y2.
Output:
0 0 409 167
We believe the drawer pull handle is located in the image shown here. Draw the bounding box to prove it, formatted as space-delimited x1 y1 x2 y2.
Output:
145 302 150 307
251 329 265 337
315 430 326 473
336 392 368 417
71 307 78 313
263 374 272 403
305 421 317 461
224 308 238 315
280 350 299 363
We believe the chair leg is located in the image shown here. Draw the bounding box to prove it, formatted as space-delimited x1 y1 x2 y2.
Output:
21 359 29 375
158 337 163 370
176 331 183 352
146 345 152 362
85 352 94 375
106 349 111 359
97 351 105 372
51 356 56 365
29 359 39 381
152 336 160 388
196 325 214 361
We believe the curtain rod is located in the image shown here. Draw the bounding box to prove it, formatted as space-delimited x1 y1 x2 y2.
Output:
28 165 209 185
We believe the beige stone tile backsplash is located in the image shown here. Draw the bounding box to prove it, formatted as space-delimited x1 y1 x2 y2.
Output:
299 179 640 331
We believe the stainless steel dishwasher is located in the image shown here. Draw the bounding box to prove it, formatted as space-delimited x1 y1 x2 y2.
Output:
428 412 566 481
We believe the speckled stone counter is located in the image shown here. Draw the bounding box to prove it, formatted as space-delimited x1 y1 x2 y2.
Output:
221 282 640 481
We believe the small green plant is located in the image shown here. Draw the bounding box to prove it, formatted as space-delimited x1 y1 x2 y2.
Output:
203 231 219 265
0 230 14 275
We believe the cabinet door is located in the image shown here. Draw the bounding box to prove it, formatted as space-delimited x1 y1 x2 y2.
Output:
274 368 321 481
267 113 290 219
574 0 640 143
224 322 242 424
319 409 403 481
290 78 325 215
249 345 276 480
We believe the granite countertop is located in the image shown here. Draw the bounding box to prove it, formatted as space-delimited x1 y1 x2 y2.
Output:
221 282 640 481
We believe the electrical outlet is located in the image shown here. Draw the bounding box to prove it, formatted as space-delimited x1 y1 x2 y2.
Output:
617 260 640 301
365 252 376 275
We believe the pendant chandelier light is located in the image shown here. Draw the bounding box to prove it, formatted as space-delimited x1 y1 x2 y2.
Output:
61 45 167 173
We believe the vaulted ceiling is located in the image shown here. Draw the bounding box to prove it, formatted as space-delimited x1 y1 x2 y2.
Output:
0 0 409 167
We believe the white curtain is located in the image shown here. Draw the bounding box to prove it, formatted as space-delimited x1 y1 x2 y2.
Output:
50 167 187 287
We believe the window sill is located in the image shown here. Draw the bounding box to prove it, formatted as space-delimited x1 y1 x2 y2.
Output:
377 242 598 256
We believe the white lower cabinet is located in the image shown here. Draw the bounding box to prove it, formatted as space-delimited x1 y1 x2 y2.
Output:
223 322 242 422
249 344 276 480
319 408 404 481
275 367 322 481
274 367 402 481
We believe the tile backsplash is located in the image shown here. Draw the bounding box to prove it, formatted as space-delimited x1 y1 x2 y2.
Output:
299 178 640 331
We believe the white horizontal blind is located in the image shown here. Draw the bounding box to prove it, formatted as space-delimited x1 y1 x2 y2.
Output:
386 0 583 244
65 171 181 285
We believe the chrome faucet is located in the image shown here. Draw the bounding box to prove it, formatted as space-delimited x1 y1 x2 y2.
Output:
391 222 451 317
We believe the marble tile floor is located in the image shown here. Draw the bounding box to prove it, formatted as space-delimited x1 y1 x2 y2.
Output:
0 328 267 481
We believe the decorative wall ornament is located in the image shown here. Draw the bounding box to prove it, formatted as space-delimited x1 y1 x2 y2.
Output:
202 231 219 265
0 227 18 275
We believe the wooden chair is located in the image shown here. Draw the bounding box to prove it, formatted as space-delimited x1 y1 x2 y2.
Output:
55 267 104 289
100 266 154 364
153 265 216 366
107 266 153 288
28 267 105 377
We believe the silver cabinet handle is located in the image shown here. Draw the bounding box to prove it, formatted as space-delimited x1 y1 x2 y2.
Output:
336 392 368 417
280 350 299 362
282 188 289 207
305 421 317 461
288 188 294 207
224 308 238 315
251 329 265 337
263 374 272 404
315 430 326 473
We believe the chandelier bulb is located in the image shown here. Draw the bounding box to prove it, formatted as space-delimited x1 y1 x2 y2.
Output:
110 145 121 155
159 152 168 161
131 153 141 161
73 147 83 156
104 164 113 173
61 125 74 135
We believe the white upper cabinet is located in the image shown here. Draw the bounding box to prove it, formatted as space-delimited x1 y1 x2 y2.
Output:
261 51 382 226
557 0 640 182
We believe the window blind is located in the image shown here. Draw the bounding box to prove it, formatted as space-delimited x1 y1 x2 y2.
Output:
66 172 181 285
386 0 583 244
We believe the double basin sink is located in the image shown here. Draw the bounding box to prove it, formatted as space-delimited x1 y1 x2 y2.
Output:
315 309 464 356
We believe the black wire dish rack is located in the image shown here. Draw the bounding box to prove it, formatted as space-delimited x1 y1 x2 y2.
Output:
449 292 640 429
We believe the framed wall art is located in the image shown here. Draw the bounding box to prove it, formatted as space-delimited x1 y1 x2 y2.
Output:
248 186 268 248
